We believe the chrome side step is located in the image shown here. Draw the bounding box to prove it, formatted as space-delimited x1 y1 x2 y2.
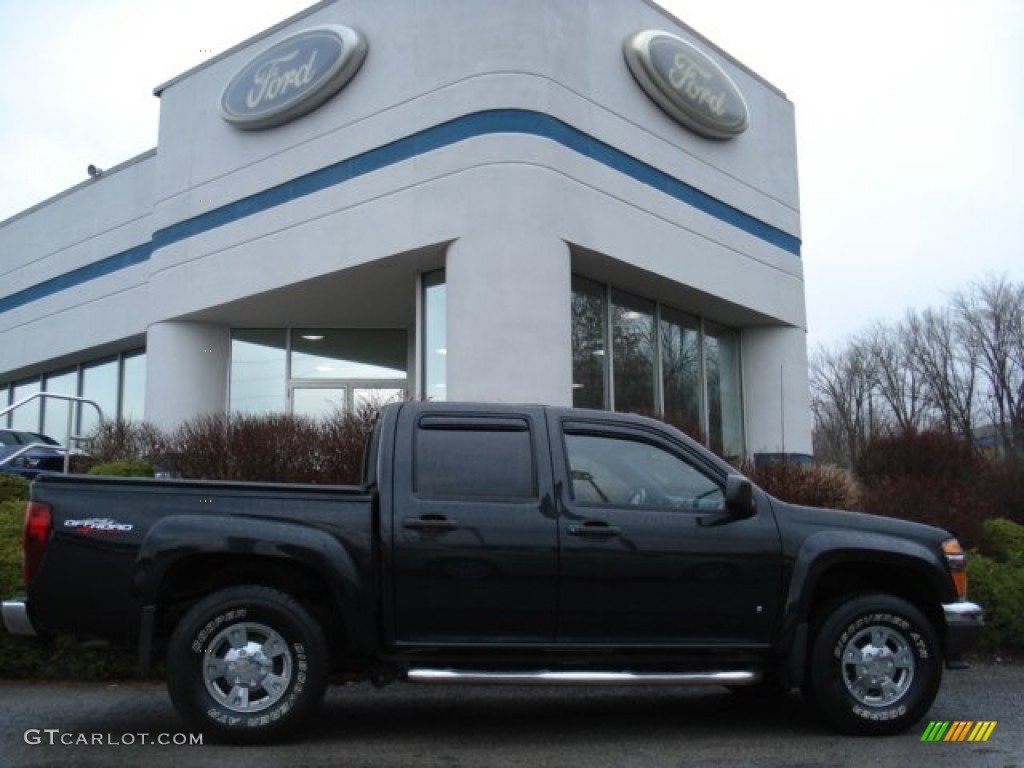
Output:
407 669 760 686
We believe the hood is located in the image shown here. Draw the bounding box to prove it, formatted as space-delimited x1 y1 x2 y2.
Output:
770 497 952 547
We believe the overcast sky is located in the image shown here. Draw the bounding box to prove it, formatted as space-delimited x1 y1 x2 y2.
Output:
2 0 1021 349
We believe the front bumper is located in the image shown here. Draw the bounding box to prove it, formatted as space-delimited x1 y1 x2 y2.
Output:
1 598 37 637
943 601 984 663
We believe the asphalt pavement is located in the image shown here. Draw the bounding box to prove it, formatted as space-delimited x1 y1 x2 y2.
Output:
1 662 1020 768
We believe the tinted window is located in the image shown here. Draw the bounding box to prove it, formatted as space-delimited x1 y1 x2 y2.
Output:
565 432 722 510
415 418 535 499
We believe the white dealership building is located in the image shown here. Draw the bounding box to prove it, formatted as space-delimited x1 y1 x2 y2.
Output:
0 0 811 460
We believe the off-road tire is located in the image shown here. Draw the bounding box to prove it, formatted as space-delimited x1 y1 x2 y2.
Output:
804 593 942 736
166 585 328 742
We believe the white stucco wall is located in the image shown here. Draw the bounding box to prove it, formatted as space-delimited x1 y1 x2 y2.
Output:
0 0 810 454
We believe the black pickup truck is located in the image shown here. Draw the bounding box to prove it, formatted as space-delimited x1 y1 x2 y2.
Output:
2 402 983 741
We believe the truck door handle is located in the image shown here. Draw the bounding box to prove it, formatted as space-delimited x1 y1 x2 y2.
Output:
404 515 459 532
568 521 621 538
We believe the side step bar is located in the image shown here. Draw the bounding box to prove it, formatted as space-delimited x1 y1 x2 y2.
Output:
407 669 760 686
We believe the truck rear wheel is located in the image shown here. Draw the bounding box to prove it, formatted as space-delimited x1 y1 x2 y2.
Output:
804 593 942 735
166 585 328 742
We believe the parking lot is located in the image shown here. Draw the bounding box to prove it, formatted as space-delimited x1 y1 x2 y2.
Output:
1 661 1020 768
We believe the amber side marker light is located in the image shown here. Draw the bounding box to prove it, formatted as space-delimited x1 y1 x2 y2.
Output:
942 538 968 599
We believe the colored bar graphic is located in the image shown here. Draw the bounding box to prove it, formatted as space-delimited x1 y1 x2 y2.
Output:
921 720 996 742
968 721 997 742
946 721 973 741
921 721 950 741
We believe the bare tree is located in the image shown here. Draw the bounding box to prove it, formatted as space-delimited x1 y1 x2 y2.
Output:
810 339 879 466
864 321 927 434
904 307 978 438
810 275 1024 464
954 276 1024 458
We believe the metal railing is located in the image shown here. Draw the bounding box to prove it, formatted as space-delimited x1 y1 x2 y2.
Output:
0 393 105 474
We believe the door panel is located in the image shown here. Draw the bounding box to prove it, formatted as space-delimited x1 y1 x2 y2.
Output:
391 407 557 644
554 422 783 646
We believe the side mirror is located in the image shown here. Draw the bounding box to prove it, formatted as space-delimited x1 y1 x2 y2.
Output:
699 474 756 527
724 474 756 518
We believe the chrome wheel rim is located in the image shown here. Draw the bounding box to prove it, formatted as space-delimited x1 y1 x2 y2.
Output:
840 624 915 707
202 621 293 713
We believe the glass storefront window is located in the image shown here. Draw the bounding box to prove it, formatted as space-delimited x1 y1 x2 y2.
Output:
569 275 745 456
42 369 78 442
11 378 41 432
422 270 447 401
660 307 703 439
120 351 146 422
291 330 406 380
611 289 655 415
291 386 348 419
571 276 607 409
354 387 404 411
705 322 744 460
230 330 287 415
80 359 118 436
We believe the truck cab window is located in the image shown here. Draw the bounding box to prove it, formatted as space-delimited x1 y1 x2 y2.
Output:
414 419 536 500
565 432 723 510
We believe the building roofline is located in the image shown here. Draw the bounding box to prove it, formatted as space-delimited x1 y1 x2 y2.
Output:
639 0 788 100
151 1 787 102
0 148 157 228
153 0 337 96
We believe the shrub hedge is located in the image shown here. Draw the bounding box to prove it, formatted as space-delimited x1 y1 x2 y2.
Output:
969 518 1024 653
0 472 30 503
88 460 155 477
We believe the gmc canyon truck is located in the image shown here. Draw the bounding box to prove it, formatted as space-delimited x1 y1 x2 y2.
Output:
3 402 983 742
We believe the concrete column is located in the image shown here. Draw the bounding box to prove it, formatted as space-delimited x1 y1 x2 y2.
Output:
145 321 231 430
741 326 813 457
445 230 572 405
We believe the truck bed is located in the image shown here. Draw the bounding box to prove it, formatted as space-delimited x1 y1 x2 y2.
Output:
26 473 375 643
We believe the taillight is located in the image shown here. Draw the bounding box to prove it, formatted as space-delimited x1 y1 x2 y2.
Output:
22 502 52 585
942 538 968 600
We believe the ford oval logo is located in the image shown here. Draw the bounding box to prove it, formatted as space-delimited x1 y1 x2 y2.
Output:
220 24 367 130
624 30 749 140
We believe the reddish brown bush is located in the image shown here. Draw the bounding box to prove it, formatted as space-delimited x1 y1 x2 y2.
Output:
743 460 859 510
855 430 990 546
170 412 371 484
318 401 380 485
855 429 982 487
89 420 168 465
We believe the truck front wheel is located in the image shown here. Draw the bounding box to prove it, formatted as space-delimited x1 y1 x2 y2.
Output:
167 585 328 742
805 593 942 736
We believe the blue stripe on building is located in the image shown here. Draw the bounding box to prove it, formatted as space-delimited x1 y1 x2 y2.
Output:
2 109 801 316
